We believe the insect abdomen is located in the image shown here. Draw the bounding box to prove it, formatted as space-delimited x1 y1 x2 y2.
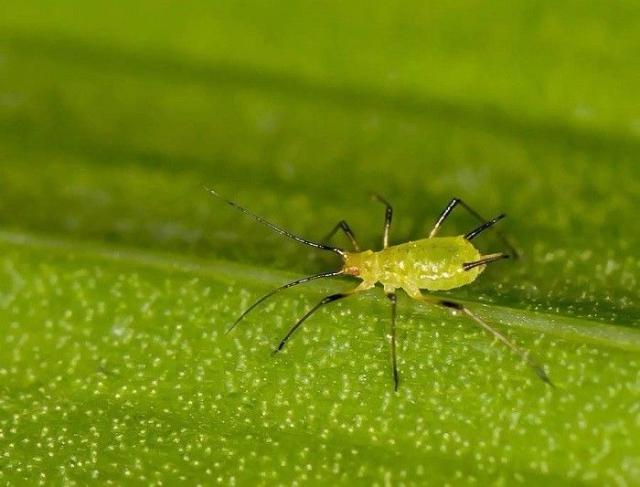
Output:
377 236 483 291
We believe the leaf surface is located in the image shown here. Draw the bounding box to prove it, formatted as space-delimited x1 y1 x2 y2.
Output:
0 1 639 484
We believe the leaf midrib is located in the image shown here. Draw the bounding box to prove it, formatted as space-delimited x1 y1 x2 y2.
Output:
2 228 638 352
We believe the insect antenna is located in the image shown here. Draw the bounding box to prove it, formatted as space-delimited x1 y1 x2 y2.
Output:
206 188 346 257
226 270 343 334
465 214 506 241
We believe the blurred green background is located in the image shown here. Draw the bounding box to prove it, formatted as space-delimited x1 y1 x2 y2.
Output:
1 1 639 485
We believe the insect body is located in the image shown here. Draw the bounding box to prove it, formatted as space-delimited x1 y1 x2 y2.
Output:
343 236 488 292
209 189 552 390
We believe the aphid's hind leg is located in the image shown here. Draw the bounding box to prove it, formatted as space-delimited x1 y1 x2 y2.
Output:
322 220 361 251
272 283 370 354
429 198 519 258
407 290 553 387
465 214 506 241
373 194 393 248
386 291 400 392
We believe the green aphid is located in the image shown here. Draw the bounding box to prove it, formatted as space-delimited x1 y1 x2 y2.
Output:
209 189 552 391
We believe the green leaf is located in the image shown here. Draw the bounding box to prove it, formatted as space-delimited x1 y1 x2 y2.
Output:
1 1 639 484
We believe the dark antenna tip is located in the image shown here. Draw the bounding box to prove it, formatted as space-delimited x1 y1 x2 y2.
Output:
206 187 346 257
535 366 555 388
224 269 343 334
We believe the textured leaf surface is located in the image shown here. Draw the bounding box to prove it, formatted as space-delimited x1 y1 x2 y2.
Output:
1 1 639 484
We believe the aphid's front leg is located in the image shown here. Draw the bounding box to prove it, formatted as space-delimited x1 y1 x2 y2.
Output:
272 284 369 355
386 291 400 392
373 194 393 248
407 290 553 387
428 197 519 258
322 220 360 251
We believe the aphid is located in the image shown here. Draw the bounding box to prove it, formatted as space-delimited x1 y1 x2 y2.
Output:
209 189 553 390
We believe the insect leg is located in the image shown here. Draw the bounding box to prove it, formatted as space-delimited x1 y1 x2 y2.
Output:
322 220 361 251
429 198 519 258
225 270 344 334
272 291 355 354
373 194 393 249
408 291 553 386
429 198 459 238
386 292 400 391
465 214 506 240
